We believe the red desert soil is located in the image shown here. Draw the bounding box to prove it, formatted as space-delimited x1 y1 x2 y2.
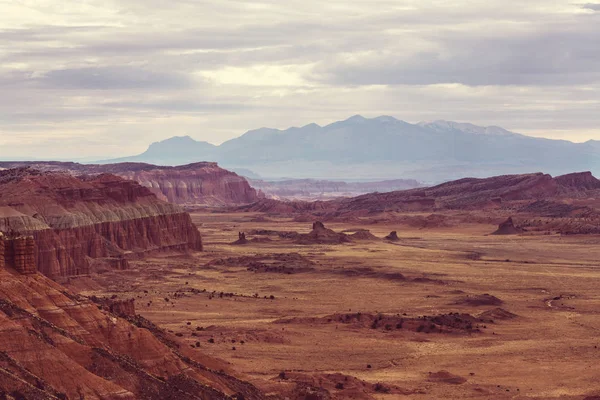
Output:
63 209 600 400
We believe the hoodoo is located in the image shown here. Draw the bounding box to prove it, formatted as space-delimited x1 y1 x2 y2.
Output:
232 232 249 245
0 168 203 278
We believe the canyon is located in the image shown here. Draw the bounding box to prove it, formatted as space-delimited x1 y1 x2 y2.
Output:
4 167 600 399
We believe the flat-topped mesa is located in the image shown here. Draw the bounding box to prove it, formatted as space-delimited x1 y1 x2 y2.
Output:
0 161 259 207
0 168 202 278
116 162 259 206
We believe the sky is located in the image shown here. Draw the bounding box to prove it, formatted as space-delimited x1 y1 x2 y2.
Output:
0 0 599 159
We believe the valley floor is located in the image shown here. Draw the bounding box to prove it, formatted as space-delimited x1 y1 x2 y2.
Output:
70 212 600 399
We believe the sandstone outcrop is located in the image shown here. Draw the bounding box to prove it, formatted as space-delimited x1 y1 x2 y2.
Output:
295 222 351 245
232 232 248 245
0 267 268 399
0 161 259 207
0 168 202 278
0 233 37 274
240 172 600 223
492 217 523 235
385 231 400 241
115 162 258 206
333 171 600 214
348 229 379 240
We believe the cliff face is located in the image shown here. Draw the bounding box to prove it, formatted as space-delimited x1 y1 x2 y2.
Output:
0 161 259 207
0 235 37 274
0 168 202 278
115 162 259 206
0 268 267 399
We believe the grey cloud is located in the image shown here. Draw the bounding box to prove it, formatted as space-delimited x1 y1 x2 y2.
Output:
1 0 600 159
0 25 110 43
314 18 600 86
582 3 600 10
40 66 194 90
104 100 251 113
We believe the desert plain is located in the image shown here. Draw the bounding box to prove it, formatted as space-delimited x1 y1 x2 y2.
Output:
67 211 600 400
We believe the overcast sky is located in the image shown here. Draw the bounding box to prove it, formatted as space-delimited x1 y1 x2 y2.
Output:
1 0 599 159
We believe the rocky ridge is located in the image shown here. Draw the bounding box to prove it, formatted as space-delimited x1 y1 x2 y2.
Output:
0 266 268 399
0 161 258 207
239 171 600 217
0 168 202 278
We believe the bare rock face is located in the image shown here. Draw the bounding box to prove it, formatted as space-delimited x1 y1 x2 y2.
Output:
0 234 37 274
492 217 523 235
348 229 379 240
0 267 268 399
232 232 249 245
115 162 259 206
0 161 259 207
554 171 600 191
0 168 202 278
328 171 600 216
92 296 137 318
385 231 400 241
313 221 326 230
295 222 351 245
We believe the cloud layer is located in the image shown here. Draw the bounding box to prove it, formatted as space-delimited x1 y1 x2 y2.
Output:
0 0 599 158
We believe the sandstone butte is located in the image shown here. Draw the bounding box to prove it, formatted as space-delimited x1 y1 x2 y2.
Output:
0 161 259 207
0 167 203 279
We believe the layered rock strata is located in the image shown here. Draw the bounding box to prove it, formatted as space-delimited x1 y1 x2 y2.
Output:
0 168 202 278
0 268 267 399
0 161 259 207
0 235 37 274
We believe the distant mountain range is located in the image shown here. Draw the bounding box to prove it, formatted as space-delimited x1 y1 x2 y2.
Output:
101 115 600 182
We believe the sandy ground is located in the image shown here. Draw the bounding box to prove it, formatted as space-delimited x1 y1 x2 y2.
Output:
70 212 600 399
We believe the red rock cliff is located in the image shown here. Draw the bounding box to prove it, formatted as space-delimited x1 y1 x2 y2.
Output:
114 162 259 206
0 267 268 399
0 168 202 278
0 161 259 207
0 234 37 274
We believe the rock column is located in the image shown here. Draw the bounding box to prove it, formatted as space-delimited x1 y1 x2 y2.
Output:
1 236 37 274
